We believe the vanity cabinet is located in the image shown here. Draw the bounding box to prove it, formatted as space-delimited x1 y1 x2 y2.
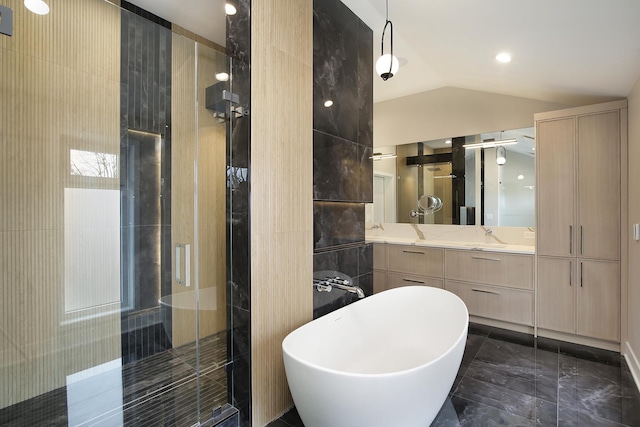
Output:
444 249 534 326
535 100 626 343
538 257 620 341
444 250 533 290
373 244 444 292
537 110 620 260
445 280 534 326
387 245 443 278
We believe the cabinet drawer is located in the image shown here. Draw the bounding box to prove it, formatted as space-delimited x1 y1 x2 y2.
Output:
388 272 443 289
388 245 444 277
445 250 533 290
373 244 388 270
445 280 534 326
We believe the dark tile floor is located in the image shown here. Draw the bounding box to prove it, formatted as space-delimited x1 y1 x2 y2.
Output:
269 323 640 427
0 333 229 427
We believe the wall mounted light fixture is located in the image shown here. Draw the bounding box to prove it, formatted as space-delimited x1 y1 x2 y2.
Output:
462 138 517 150
369 152 397 161
375 0 399 81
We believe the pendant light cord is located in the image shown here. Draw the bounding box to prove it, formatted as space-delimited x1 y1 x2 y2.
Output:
381 0 394 78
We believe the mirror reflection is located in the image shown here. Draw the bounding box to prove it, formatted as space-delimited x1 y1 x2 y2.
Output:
371 127 535 227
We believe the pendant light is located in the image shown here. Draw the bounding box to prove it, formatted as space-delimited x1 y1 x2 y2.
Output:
496 146 507 165
24 0 49 15
376 0 399 81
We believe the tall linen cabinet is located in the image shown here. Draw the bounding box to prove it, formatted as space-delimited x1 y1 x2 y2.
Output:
535 100 627 345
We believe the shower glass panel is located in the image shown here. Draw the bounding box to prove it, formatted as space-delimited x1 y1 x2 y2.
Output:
0 0 232 425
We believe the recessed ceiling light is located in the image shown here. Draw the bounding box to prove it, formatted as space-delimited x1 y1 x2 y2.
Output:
445 140 452 144
324 100 334 108
518 175 525 180
496 52 511 63
24 0 49 15
225 3 237 15
215 72 229 82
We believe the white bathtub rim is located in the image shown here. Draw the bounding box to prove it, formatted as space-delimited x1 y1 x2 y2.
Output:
282 287 469 379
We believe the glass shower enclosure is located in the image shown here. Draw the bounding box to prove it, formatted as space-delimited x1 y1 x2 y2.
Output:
0 0 235 425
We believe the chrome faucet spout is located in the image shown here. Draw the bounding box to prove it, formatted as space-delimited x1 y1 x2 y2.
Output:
313 277 365 299
331 283 365 298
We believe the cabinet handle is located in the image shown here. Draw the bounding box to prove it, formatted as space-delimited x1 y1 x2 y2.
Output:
569 261 572 286
580 225 584 255
403 278 425 284
580 262 583 288
569 226 573 254
471 256 502 262
472 288 501 295
403 250 425 255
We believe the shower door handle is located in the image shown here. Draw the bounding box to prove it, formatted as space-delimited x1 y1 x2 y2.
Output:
175 243 191 287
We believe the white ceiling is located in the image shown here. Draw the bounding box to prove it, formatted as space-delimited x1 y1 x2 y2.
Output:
128 0 640 106
342 0 640 104
126 0 226 46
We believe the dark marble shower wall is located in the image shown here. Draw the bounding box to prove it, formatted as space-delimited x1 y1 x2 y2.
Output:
119 3 173 362
313 0 373 318
226 0 252 425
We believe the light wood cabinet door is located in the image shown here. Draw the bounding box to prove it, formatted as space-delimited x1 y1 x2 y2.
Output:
373 243 388 270
537 256 576 334
537 118 576 257
577 112 620 261
577 260 620 341
388 245 444 277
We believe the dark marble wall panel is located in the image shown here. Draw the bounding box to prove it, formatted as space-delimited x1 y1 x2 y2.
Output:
312 0 373 317
313 1 358 142
359 144 373 202
357 19 374 149
313 201 365 250
313 0 373 203
312 243 373 319
120 5 173 361
226 0 252 425
313 131 359 201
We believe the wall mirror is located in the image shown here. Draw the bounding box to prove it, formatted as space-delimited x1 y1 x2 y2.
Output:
370 127 535 227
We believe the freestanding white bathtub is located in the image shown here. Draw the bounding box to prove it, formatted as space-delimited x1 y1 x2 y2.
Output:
282 286 468 427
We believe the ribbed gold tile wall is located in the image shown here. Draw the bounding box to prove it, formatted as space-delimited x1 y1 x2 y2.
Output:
0 0 121 407
250 0 313 425
171 34 227 346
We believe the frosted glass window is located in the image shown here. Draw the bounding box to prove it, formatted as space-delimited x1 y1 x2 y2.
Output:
64 188 121 312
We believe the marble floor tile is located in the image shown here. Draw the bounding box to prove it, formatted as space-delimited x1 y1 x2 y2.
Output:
557 406 627 427
454 376 538 420
558 354 626 423
271 324 640 427
432 395 537 426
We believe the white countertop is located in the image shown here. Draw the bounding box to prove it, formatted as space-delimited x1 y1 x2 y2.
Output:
366 236 535 254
